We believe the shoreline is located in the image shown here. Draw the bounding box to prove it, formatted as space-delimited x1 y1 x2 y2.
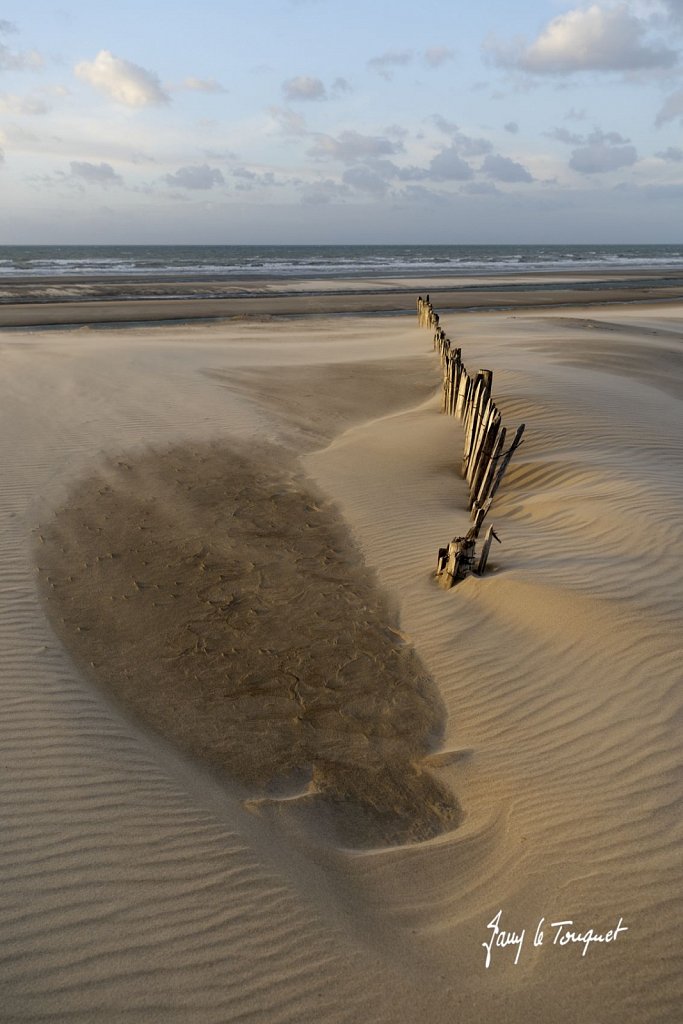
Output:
1 268 683 327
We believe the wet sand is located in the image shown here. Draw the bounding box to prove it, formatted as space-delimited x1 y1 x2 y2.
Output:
1 268 683 326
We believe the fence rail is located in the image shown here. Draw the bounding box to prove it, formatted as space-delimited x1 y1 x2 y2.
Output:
417 295 525 587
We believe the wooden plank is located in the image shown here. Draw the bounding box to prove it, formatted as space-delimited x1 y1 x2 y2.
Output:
462 376 481 453
472 425 507 513
477 524 501 576
466 396 494 485
462 380 487 476
470 505 487 537
487 423 526 504
469 411 501 500
455 372 470 419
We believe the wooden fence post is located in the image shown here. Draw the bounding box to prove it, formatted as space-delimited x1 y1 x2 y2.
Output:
418 295 524 584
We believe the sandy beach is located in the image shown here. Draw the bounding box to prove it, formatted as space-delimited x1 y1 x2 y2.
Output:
0 277 681 1022
1 267 683 326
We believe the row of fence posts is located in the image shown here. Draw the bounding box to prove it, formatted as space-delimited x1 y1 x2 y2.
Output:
417 295 525 587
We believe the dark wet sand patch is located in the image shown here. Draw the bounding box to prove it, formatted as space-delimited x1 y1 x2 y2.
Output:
36 441 460 847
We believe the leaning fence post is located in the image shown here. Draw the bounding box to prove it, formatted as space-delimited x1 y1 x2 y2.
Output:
420 294 525 585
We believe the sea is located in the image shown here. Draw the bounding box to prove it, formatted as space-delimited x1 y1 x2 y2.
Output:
1 244 682 280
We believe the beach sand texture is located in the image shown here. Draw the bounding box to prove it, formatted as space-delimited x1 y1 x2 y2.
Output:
0 294 681 1022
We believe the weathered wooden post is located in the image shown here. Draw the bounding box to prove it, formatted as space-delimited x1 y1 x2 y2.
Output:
477 525 501 575
436 528 478 588
418 294 524 583
487 423 525 504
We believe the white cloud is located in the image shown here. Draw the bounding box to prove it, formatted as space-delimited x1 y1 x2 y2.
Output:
164 164 225 189
183 77 227 93
424 46 455 68
656 88 683 124
0 92 49 115
482 153 534 182
0 23 43 72
282 75 326 100
504 121 519 134
75 50 170 107
488 3 677 74
70 161 124 186
367 50 412 79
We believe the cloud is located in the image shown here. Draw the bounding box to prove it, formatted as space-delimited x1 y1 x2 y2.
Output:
384 123 409 139
331 77 351 95
569 129 638 173
429 146 474 181
656 145 683 161
300 178 349 205
482 153 533 182
462 181 500 195
183 77 227 93
0 20 43 71
487 4 678 74
433 115 459 135
269 105 307 135
546 126 585 144
399 184 445 204
342 165 389 196
656 88 683 125
549 125 632 151
424 46 455 68
233 168 283 191
308 130 401 162
282 75 326 100
367 50 412 79
432 117 492 156
75 50 170 107
0 92 49 115
69 161 124 186
504 121 519 134
164 164 225 189
660 0 683 22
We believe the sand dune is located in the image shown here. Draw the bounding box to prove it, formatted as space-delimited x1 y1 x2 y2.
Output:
0 301 681 1021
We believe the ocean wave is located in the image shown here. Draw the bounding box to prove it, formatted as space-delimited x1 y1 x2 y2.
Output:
2 244 683 279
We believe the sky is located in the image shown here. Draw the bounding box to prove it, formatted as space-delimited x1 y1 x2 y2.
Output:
1 0 682 244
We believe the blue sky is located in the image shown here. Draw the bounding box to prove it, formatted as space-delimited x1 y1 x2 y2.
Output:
1 0 682 243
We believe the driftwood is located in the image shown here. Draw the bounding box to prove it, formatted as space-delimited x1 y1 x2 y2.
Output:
416 295 525 586
436 530 478 588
